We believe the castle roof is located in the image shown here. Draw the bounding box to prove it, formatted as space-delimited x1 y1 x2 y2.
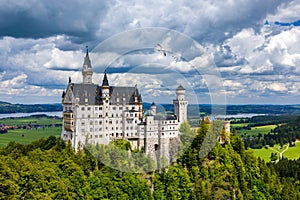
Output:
66 83 142 105
102 71 109 86
176 84 185 91
83 47 92 68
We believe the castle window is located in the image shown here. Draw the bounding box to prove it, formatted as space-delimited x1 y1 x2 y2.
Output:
113 107 116 110
111 114 114 117
100 135 102 138
81 107 85 111
132 107 134 110
90 128 93 132
81 122 85 125
116 120 118 124
162 133 164 136
106 127 108 130
135 113 137 117
88 115 90 118
81 129 85 132
88 107 91 111
116 114 118 117
116 133 119 137
99 115 102 118
105 113 108 117
90 121 93 125
119 107 122 110
100 107 103 110
111 127 113 130
99 121 102 125
82 115 85 118
95 107 98 110
116 127 118 130
95 135 98 138
99 128 102 131
90 135 92 138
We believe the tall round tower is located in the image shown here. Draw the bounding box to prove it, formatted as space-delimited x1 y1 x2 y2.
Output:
173 85 188 125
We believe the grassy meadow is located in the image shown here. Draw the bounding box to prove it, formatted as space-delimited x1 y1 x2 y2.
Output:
236 124 277 137
0 116 62 147
0 127 61 147
250 142 300 162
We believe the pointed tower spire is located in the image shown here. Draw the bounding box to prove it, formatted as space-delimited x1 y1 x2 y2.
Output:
83 46 92 68
102 70 109 86
82 46 93 84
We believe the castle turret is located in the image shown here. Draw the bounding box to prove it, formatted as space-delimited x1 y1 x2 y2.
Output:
173 85 188 126
101 71 110 100
150 101 156 116
82 47 93 84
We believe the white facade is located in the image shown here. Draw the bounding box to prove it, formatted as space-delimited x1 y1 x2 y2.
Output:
61 50 188 160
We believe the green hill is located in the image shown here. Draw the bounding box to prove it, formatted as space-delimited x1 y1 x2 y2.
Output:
0 102 62 114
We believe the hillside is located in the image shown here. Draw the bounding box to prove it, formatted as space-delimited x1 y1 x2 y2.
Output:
0 101 62 114
0 122 299 199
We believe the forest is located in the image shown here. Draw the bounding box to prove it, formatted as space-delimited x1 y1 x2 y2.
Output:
242 116 300 149
0 120 299 199
0 101 62 114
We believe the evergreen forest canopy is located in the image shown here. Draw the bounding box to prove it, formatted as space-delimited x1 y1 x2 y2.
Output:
0 120 299 199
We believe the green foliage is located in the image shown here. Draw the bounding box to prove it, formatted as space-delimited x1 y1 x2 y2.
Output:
0 128 299 199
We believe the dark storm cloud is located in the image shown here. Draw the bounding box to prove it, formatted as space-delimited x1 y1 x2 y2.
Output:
0 0 108 42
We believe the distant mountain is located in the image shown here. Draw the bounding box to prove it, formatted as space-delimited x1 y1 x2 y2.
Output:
0 102 62 114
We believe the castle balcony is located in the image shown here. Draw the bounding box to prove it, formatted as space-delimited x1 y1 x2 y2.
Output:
63 110 74 132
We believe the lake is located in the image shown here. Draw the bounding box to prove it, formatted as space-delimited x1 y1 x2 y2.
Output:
0 111 62 119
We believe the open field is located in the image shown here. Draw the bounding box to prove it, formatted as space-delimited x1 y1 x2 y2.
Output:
237 124 277 137
282 142 300 160
0 116 61 126
0 127 61 147
231 123 249 128
250 142 300 162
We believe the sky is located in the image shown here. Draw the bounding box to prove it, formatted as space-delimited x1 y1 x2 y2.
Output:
0 0 300 105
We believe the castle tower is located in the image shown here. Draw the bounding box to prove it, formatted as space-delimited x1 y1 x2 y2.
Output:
82 47 93 84
173 85 188 126
220 120 231 144
101 71 110 111
150 101 156 116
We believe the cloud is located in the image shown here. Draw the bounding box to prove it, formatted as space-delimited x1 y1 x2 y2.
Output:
0 0 300 104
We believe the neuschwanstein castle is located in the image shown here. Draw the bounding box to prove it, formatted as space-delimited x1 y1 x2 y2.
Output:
61 49 188 161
